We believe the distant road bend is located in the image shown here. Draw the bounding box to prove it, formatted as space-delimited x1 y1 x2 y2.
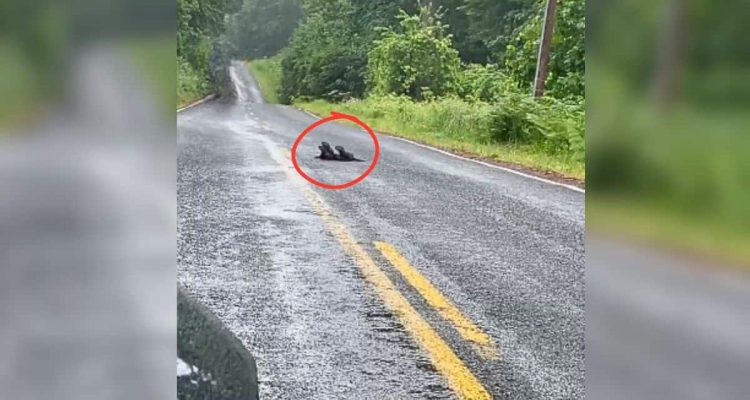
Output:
177 62 585 399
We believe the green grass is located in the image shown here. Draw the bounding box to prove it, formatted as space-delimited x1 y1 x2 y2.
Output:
296 97 585 179
245 56 583 179
246 56 282 103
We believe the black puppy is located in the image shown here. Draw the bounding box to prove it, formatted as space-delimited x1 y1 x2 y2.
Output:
316 141 338 160
335 145 364 162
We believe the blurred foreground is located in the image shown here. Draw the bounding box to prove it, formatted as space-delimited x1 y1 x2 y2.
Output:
587 0 750 398
2 0 750 398
0 1 175 399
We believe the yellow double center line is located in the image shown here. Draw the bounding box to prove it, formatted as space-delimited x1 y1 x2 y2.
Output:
374 242 500 360
277 148 493 399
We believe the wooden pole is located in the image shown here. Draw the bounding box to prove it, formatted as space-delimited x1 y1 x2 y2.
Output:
533 0 558 97
654 0 686 111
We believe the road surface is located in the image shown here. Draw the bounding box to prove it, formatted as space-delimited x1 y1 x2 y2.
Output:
177 62 584 399
586 237 750 400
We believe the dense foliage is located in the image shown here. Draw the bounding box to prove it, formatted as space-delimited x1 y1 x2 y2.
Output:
275 0 584 100
504 0 585 98
227 0 585 168
455 64 514 102
489 93 584 159
461 0 536 60
181 0 585 103
177 0 241 104
263 0 585 163
225 0 303 59
279 0 367 102
278 0 423 102
367 11 461 100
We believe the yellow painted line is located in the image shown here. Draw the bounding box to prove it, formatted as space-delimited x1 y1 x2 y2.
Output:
374 242 500 360
275 150 491 400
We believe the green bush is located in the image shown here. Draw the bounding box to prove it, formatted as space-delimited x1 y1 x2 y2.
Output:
504 0 585 99
490 93 584 160
300 90 583 161
489 93 541 143
280 1 367 103
297 93 584 177
456 63 516 103
178 56 209 106
313 94 495 143
367 10 461 100
178 0 240 101
226 0 302 59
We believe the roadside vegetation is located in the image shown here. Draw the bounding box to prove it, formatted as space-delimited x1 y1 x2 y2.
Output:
236 0 585 179
181 0 749 264
298 96 584 178
247 54 583 177
246 56 282 104
177 0 241 107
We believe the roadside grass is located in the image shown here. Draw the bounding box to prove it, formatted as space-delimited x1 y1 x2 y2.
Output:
246 57 583 179
296 97 585 180
246 56 282 103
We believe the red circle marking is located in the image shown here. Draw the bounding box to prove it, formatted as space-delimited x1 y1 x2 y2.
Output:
291 112 380 190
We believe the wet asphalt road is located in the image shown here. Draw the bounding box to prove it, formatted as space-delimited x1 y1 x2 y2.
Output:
586 237 750 400
177 63 584 399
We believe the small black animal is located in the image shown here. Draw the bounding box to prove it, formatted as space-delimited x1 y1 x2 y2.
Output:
335 145 364 162
316 141 338 160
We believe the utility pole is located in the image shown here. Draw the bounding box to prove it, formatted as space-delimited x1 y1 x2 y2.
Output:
533 0 558 97
654 0 686 111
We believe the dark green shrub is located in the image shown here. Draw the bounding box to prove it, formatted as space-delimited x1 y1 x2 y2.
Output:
503 0 585 99
456 63 516 103
489 93 544 143
490 93 584 160
280 1 367 103
367 10 461 100
225 0 302 59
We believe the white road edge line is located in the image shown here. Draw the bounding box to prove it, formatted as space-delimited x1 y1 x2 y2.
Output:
177 94 217 113
297 108 585 194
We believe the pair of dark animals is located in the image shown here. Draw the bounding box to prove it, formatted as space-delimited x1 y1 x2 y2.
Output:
316 142 364 162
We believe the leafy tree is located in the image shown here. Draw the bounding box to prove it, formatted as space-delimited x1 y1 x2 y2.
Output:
504 0 584 99
280 0 367 102
424 0 490 63
268 0 584 103
226 0 302 59
178 0 237 60
350 0 418 34
178 0 240 95
461 0 535 61
367 9 461 100
350 0 492 63
455 64 515 102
